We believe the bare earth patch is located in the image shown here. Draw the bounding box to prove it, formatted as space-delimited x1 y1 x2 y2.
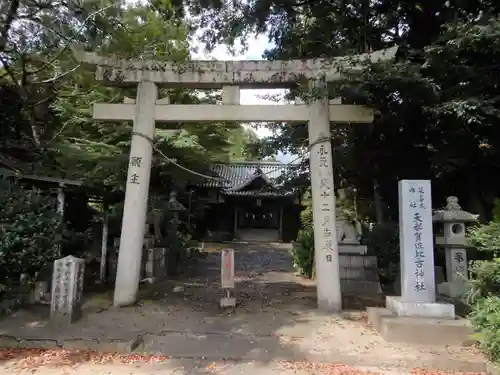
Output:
0 243 488 374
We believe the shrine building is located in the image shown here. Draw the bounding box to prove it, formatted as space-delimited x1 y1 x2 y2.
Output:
192 161 302 243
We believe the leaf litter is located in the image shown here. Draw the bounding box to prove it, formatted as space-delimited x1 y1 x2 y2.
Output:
0 349 488 374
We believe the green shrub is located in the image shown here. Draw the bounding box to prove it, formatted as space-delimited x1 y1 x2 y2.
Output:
0 179 61 294
291 194 315 278
468 221 500 257
292 228 314 278
469 296 500 362
467 258 500 303
467 214 500 303
467 199 500 363
363 222 400 285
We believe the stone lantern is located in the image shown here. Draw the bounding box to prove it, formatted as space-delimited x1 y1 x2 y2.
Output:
165 191 186 276
432 196 478 298
166 191 186 226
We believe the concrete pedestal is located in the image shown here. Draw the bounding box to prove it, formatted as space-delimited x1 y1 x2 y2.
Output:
366 296 472 345
367 306 473 346
386 296 455 319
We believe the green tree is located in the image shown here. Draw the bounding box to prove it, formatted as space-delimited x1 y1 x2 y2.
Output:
180 0 500 221
1 1 259 193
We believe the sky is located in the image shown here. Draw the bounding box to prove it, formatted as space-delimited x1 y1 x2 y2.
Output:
190 35 295 163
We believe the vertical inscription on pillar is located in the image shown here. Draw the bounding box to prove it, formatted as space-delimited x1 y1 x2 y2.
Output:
317 144 334 263
452 249 467 278
398 179 435 303
129 156 142 184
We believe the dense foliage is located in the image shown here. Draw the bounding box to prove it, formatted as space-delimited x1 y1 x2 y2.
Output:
291 192 314 277
363 222 400 285
467 200 500 362
178 0 500 222
0 0 260 191
0 179 61 293
0 0 264 289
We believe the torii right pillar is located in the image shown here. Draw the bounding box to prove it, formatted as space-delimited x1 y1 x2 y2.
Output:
308 81 342 312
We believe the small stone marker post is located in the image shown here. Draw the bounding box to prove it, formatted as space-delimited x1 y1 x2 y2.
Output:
220 248 236 308
386 179 455 319
50 255 85 324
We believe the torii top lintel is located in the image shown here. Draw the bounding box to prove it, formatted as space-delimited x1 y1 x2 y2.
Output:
71 44 398 89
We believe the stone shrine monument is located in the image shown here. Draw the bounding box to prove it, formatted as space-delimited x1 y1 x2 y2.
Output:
367 180 473 346
433 196 478 298
50 255 85 324
72 43 397 311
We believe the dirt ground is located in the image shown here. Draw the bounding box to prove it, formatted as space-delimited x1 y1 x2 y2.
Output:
0 242 488 374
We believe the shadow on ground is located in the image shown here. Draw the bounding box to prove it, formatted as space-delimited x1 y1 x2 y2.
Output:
0 242 485 373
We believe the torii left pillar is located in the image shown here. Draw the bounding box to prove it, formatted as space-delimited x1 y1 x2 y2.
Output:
114 80 157 306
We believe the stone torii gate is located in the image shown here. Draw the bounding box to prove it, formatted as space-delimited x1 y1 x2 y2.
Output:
73 45 397 311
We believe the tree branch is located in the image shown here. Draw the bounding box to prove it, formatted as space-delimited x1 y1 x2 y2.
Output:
27 3 118 76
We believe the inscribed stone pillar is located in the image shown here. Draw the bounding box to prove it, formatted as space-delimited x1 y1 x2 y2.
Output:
398 180 436 303
114 80 157 306
308 81 342 312
50 255 85 324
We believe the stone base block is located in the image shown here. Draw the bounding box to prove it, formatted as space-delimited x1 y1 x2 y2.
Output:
386 296 455 319
437 281 470 298
50 306 83 325
367 307 474 345
220 297 236 308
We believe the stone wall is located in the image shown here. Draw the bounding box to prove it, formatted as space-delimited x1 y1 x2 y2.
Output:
339 253 382 294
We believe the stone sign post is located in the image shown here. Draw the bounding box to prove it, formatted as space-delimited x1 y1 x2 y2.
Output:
385 180 455 319
50 255 85 324
220 248 236 308
366 180 473 346
398 180 436 302
433 196 478 298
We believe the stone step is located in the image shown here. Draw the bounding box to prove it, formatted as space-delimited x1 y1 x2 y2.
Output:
340 267 379 281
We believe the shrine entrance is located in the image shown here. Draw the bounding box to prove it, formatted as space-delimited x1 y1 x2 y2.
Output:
235 198 281 242
73 45 397 311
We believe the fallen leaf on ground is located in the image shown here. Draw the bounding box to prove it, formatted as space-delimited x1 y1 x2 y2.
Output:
0 348 169 369
277 361 486 375
411 369 485 375
277 360 380 374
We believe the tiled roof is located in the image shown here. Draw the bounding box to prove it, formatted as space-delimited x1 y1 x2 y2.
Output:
222 190 295 197
201 161 298 190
